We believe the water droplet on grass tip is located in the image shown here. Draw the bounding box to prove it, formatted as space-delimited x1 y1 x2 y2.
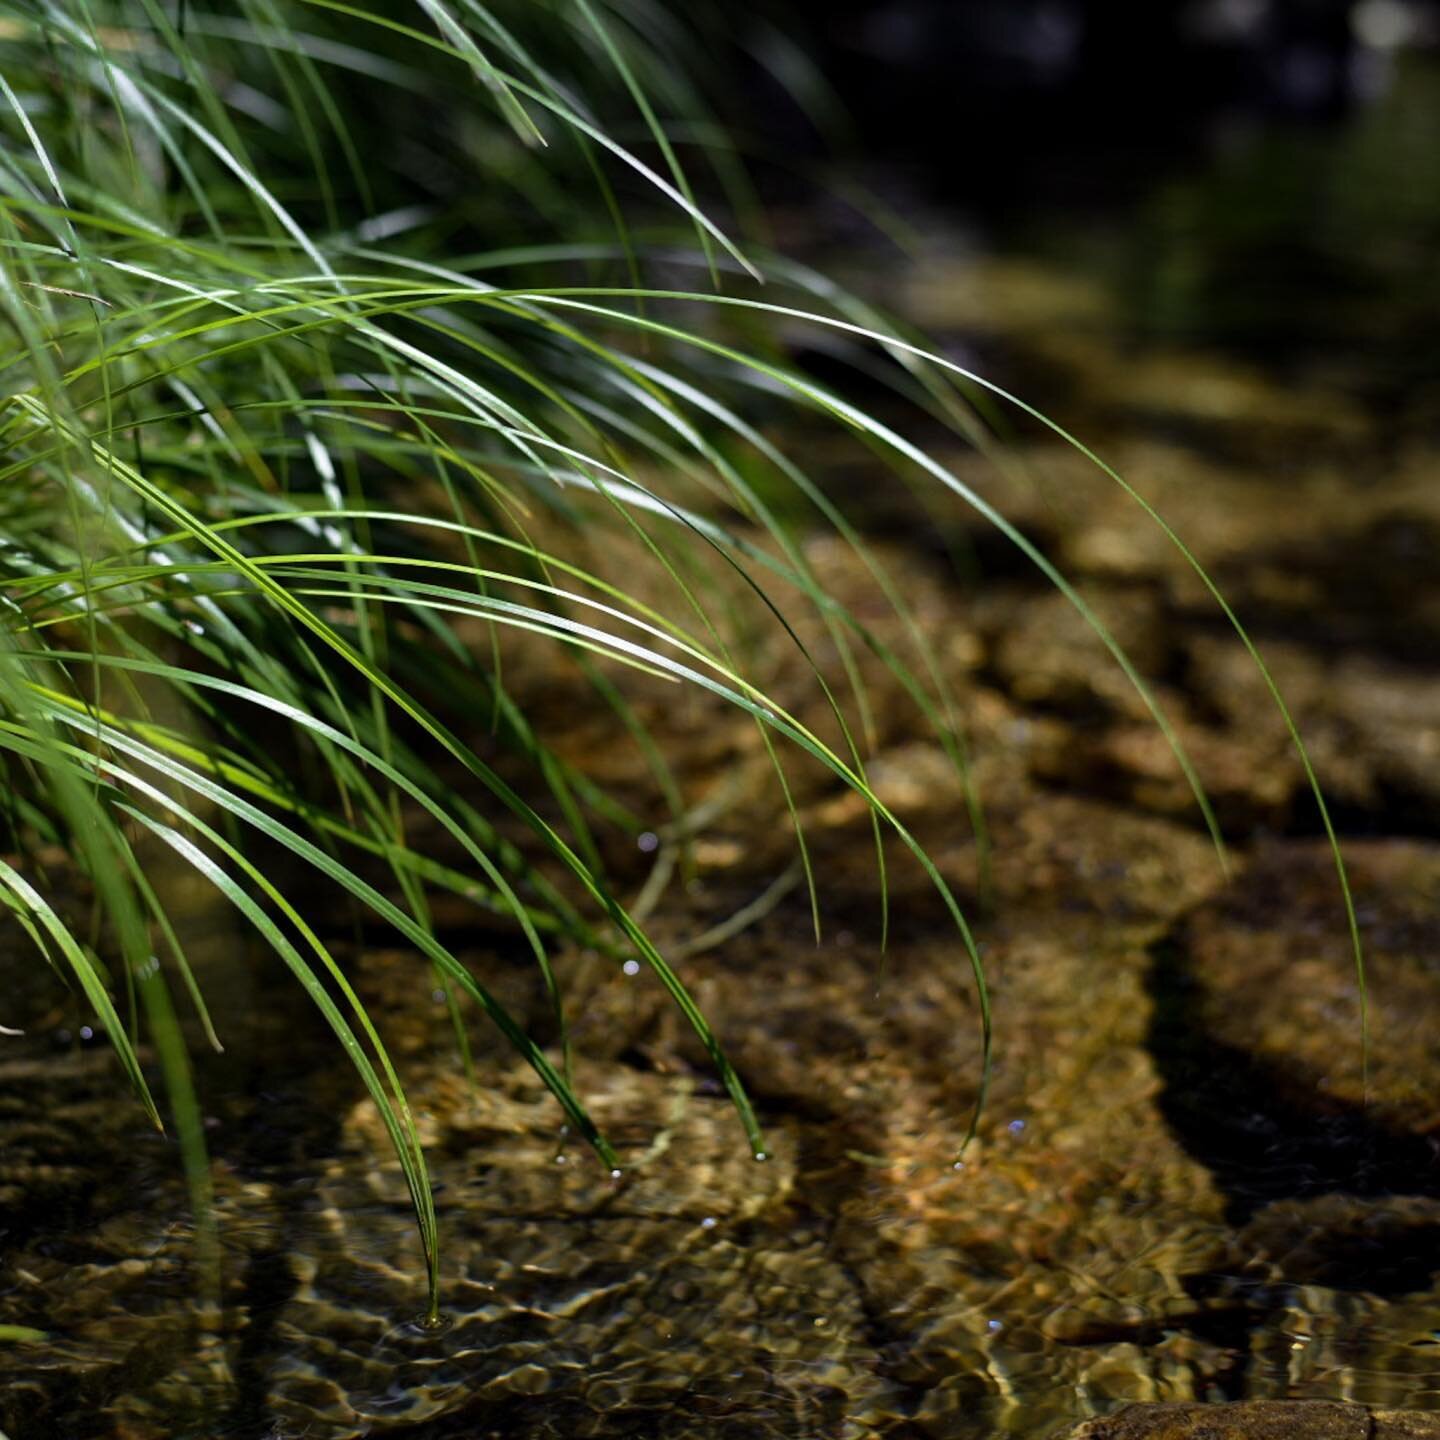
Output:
622 959 640 977
753 1151 768 1162
609 1169 622 1180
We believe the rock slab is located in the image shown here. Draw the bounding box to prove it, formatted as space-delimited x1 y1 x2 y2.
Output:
1064 1400 1440 1440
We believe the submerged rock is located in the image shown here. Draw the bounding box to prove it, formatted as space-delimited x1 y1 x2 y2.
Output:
1167 840 1440 1166
261 1062 894 1439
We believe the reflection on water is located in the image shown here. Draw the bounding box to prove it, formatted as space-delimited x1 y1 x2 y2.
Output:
4 51 1440 1440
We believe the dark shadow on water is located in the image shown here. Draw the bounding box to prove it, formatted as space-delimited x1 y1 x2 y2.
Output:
226 1248 302 1436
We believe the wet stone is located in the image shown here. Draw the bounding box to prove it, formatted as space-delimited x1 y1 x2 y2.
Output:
1061 1399 1371 1439
1171 840 1440 1150
1061 1400 1440 1440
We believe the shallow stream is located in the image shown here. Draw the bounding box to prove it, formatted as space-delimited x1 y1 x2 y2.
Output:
3 52 1439 1440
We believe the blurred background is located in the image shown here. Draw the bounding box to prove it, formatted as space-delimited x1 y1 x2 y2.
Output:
732 0 1440 415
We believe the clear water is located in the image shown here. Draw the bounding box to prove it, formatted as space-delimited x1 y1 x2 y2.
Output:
4 50 1440 1440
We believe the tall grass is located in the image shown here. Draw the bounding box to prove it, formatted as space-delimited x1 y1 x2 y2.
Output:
0 0 1362 1322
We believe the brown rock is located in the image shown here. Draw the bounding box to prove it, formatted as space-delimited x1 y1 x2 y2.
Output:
1376 1412 1440 1439
1179 840 1440 1139
1064 1399 1370 1439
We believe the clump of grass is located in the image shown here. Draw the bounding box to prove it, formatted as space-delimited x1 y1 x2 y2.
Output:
0 0 1362 1324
